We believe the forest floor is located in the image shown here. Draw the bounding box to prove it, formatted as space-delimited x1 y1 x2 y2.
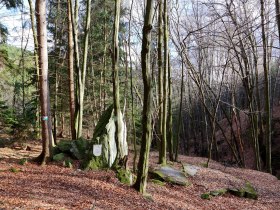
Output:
0 141 280 210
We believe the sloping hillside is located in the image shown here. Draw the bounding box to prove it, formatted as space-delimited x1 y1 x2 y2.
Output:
0 144 279 210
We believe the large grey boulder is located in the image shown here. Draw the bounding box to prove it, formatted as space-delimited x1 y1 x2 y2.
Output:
150 166 190 186
90 105 128 168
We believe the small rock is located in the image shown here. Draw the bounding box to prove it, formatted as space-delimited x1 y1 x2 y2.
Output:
183 164 200 176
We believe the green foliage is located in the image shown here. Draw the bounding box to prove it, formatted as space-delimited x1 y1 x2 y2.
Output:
56 140 72 152
201 193 210 200
0 24 8 44
9 167 20 173
0 44 38 140
19 158 28 165
0 100 17 126
70 138 90 160
57 138 90 160
63 159 73 168
1 0 22 9
53 153 65 162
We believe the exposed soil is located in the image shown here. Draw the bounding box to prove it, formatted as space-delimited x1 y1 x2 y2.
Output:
0 143 279 210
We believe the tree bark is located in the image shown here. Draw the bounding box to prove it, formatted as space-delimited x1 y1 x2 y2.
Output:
112 0 125 161
276 0 280 44
157 0 163 163
167 53 173 161
76 0 92 138
67 0 76 140
35 0 52 164
133 0 154 194
260 0 272 173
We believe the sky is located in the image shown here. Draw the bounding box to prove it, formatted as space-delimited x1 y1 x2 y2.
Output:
0 0 34 51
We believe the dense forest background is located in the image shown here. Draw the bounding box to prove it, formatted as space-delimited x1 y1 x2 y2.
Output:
1 0 280 195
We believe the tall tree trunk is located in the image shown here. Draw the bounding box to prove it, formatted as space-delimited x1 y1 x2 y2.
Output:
157 0 163 163
133 0 154 194
128 0 137 172
67 0 76 140
112 0 124 161
70 0 80 138
260 0 272 174
167 53 173 161
53 0 61 145
35 0 52 164
160 0 169 165
76 0 92 138
28 0 40 138
276 0 280 44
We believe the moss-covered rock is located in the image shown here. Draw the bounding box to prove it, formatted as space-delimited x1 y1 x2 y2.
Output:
56 140 72 152
92 105 114 141
116 168 132 185
70 138 89 160
150 166 190 186
210 188 227 196
53 153 65 162
243 182 258 200
228 188 245 197
228 182 257 200
151 179 166 186
83 156 106 170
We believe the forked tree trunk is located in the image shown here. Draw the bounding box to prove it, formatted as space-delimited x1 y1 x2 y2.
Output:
76 0 92 138
133 0 154 194
112 0 126 162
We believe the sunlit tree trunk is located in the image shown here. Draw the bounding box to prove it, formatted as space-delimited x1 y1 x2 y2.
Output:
112 0 125 163
67 0 76 140
35 0 52 164
70 0 80 138
76 0 92 138
128 0 137 172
